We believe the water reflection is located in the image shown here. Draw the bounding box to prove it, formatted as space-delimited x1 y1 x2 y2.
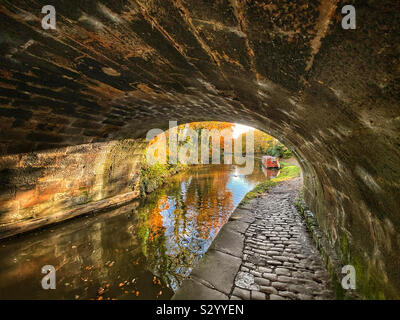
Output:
0 160 278 300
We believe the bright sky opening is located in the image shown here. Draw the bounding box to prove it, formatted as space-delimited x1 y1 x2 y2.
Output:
232 123 254 139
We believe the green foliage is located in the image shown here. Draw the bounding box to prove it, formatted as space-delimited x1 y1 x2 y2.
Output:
141 163 169 182
243 129 293 158
273 162 300 182
139 161 186 195
265 143 293 158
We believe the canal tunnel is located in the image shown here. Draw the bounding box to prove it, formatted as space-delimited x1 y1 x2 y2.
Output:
0 0 399 299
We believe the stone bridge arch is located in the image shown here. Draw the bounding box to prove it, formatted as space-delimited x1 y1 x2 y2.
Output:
0 0 399 299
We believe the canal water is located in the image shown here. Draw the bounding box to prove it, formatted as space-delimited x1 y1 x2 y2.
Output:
0 160 278 300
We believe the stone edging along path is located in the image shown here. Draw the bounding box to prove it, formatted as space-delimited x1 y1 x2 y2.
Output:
172 176 334 300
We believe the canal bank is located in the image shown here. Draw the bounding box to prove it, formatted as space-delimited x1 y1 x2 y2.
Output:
172 167 334 300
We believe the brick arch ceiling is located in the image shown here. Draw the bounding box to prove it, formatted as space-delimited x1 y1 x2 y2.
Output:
0 0 399 298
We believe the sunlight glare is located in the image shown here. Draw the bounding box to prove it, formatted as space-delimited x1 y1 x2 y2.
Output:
232 123 254 139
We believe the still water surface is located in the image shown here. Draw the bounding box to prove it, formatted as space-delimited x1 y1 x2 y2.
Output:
0 160 278 299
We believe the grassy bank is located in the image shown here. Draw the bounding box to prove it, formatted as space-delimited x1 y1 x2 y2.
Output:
240 162 300 204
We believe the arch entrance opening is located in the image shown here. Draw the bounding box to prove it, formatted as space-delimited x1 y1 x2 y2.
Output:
0 122 302 300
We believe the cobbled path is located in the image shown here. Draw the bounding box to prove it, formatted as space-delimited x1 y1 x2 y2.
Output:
230 178 334 300
173 177 334 300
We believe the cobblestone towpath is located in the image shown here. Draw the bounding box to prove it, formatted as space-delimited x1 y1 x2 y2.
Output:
173 177 334 300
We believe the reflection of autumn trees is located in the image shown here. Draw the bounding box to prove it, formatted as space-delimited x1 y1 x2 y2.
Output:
146 195 169 242
139 163 276 278
136 166 236 290
184 168 234 240
135 155 278 292
136 181 188 290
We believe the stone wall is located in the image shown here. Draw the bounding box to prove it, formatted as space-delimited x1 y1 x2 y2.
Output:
0 139 146 237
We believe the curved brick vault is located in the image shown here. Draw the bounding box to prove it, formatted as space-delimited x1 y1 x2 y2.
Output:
0 0 399 299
